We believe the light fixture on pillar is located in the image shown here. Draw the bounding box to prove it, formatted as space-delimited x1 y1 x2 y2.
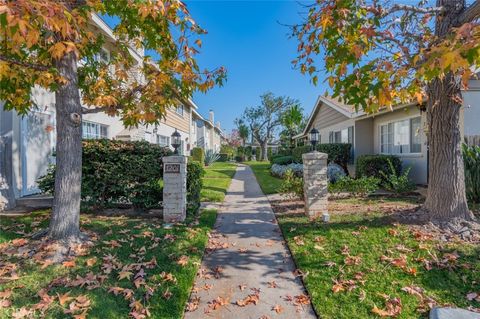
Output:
153 127 158 134
171 129 181 154
309 128 319 150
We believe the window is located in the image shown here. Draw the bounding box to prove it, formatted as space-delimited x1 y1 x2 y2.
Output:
329 126 353 144
175 105 184 116
144 131 152 143
157 135 170 147
94 48 110 64
82 121 108 139
380 117 421 154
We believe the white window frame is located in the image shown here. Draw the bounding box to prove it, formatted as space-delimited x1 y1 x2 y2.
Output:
379 116 422 155
94 47 110 64
175 105 184 117
157 134 170 147
82 121 108 139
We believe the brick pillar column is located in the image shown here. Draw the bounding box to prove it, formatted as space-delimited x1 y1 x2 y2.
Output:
302 151 328 219
163 155 188 223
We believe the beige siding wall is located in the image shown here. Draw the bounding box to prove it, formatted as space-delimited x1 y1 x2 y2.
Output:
162 105 191 134
312 103 350 131
372 105 428 184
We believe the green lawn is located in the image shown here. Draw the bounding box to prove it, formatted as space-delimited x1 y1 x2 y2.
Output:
274 198 480 319
0 209 217 318
200 162 237 202
245 161 283 194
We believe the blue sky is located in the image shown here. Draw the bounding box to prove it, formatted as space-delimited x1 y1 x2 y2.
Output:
103 1 326 132
185 0 324 132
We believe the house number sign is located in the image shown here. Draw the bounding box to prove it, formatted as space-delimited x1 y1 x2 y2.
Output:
164 163 180 173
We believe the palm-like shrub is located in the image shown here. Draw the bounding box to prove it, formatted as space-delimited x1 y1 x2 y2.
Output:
463 144 480 203
204 149 220 166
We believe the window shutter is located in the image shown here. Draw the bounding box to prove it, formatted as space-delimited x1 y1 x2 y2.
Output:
348 126 354 143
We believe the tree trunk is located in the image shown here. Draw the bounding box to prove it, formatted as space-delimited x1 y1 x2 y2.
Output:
48 51 84 240
421 0 474 222
260 142 268 161
423 75 474 221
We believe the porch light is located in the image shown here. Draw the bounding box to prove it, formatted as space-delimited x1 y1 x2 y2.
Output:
171 129 181 154
309 128 319 148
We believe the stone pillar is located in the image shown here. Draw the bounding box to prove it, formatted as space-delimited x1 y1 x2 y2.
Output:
302 151 328 219
163 156 188 223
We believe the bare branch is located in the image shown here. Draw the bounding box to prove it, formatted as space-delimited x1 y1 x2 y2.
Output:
0 55 51 71
81 106 117 114
458 0 480 24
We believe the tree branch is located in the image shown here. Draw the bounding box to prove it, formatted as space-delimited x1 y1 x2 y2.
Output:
379 4 444 17
82 106 118 114
0 55 51 71
458 0 480 24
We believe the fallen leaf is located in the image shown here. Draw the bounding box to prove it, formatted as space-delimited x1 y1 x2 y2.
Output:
58 292 73 306
86 258 97 267
272 304 284 314
62 260 76 268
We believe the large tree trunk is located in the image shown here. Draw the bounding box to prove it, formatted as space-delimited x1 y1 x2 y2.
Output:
48 51 84 241
421 0 474 222
423 76 474 221
260 142 268 161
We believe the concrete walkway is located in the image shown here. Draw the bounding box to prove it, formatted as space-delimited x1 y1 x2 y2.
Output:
185 165 316 319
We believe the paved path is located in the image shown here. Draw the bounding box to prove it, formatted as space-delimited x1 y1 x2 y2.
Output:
184 165 316 319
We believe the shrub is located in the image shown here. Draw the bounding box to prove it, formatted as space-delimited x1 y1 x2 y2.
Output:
244 146 252 160
356 155 401 184
235 155 244 162
291 143 352 170
277 148 293 157
37 139 171 209
187 161 205 215
328 176 380 197
463 144 480 203
191 147 205 166
380 159 416 193
204 149 220 166
267 148 273 161
327 163 346 183
220 145 235 159
271 163 303 178
279 169 304 200
292 145 312 163
218 153 229 162
272 155 294 165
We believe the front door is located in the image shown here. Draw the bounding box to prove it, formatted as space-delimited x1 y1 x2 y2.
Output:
21 111 55 196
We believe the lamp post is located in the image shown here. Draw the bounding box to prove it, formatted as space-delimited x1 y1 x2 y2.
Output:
171 129 181 155
309 128 319 151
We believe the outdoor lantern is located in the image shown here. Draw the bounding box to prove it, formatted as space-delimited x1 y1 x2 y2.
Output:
171 129 181 154
152 127 158 134
309 128 319 148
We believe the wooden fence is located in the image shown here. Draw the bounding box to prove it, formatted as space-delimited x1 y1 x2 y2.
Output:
465 135 480 146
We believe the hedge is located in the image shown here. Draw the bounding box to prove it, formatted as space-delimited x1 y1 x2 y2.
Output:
218 153 229 162
291 143 352 170
187 160 205 215
355 154 402 184
38 139 171 210
220 145 235 159
272 155 295 165
463 144 480 203
191 147 205 166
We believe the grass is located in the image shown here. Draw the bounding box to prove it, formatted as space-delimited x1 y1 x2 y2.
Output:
275 197 480 319
245 161 283 194
0 209 217 318
200 162 237 202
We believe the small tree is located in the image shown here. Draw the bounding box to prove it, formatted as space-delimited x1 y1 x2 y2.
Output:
292 0 480 222
239 92 298 161
234 118 250 146
0 0 225 244
280 104 306 148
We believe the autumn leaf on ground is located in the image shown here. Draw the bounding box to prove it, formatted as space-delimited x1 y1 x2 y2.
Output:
62 260 76 268
177 255 189 266
236 293 259 307
11 307 33 319
58 292 73 306
239 284 247 291
85 257 97 267
186 296 200 312
371 296 402 317
272 304 284 314
268 281 278 288
118 271 133 280
209 296 229 311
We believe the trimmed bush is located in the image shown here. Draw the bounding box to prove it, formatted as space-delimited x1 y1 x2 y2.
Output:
187 161 205 215
235 155 244 162
463 144 480 203
279 169 304 200
191 147 205 166
37 139 171 210
220 145 235 159
356 155 401 184
218 153 229 162
291 143 352 170
245 146 253 161
267 148 273 161
270 163 303 178
328 176 380 197
272 155 294 165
